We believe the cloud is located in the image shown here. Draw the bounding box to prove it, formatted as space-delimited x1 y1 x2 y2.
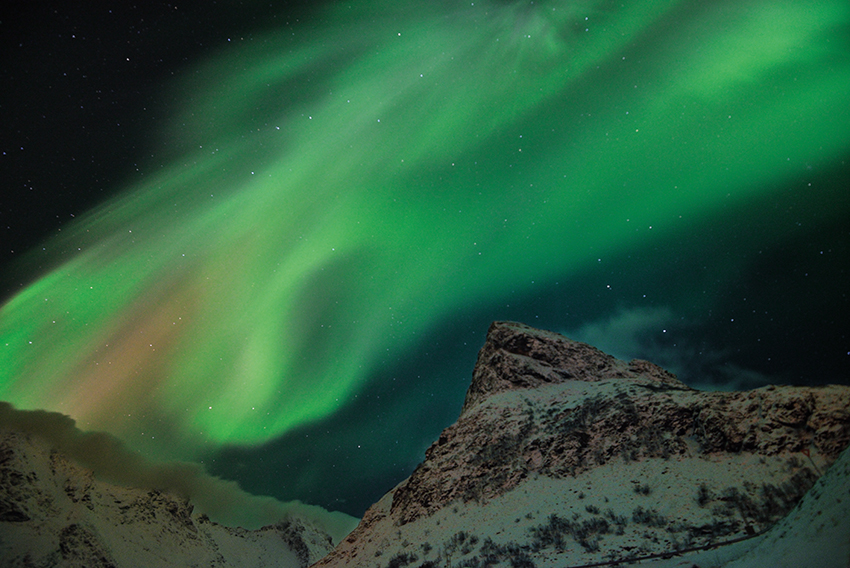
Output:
0 402 358 542
563 306 779 392
565 306 677 362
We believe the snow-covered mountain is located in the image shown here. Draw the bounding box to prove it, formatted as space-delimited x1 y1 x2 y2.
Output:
0 425 339 568
315 321 850 568
2 321 848 567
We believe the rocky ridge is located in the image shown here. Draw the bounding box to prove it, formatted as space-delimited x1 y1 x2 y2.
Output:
315 321 850 567
0 427 335 568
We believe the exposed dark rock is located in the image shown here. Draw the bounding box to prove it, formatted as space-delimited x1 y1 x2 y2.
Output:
390 322 850 525
316 322 850 567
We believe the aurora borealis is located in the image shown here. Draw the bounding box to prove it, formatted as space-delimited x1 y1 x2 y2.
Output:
1 0 849 518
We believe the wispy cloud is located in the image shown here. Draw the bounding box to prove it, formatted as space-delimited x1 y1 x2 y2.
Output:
563 306 777 391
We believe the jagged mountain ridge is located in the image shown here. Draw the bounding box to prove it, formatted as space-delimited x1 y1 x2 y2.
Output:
2 321 847 567
316 321 850 567
0 427 335 568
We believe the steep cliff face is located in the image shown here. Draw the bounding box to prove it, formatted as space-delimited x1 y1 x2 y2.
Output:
0 428 334 568
316 321 850 568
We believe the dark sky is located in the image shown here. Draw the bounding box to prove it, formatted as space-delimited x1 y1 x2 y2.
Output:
1 1 316 278
1 1 848 518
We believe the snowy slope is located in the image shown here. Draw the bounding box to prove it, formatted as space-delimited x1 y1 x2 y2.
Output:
0 427 335 568
315 322 850 568
722 442 850 568
3 321 846 568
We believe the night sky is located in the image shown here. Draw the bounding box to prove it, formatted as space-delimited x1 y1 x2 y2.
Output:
1 1 848 520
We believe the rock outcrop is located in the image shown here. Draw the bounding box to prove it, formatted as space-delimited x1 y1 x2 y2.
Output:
0 428 335 568
316 321 850 567
4 322 847 568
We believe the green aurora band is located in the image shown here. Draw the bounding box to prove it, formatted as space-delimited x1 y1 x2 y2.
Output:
1 0 849 460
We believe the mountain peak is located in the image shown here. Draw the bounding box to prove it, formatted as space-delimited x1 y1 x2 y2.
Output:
463 321 686 413
317 322 850 567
